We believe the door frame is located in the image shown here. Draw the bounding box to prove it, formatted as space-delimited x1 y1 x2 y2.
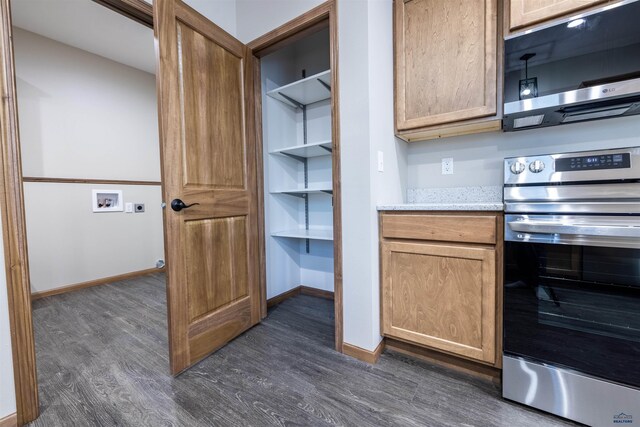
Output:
247 0 344 352
0 0 343 424
0 0 153 424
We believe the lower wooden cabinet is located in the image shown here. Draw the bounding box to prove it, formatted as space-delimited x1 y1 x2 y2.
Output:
380 212 502 366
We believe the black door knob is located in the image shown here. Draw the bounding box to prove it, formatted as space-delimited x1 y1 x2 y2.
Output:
171 199 199 212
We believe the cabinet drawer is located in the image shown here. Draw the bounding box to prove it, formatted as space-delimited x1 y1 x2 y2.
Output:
381 214 497 244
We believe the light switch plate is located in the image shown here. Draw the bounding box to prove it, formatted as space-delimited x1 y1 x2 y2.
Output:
377 151 384 172
125 202 133 213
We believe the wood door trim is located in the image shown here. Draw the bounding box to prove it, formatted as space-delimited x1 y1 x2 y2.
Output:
0 0 39 423
92 0 153 28
248 0 344 353
30 268 159 301
3 0 158 424
342 340 385 364
22 177 161 186
247 2 332 57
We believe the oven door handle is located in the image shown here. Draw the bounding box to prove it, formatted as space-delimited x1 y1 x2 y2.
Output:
508 220 640 238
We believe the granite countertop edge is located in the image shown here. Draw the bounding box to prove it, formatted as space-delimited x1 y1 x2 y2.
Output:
376 203 504 212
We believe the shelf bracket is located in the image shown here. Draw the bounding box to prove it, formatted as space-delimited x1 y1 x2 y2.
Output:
320 145 332 153
278 92 305 109
281 152 306 163
282 192 307 199
317 79 331 92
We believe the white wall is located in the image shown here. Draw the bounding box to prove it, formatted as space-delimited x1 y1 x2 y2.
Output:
14 28 164 293
0 210 16 419
407 116 640 189
235 0 325 43
338 0 406 351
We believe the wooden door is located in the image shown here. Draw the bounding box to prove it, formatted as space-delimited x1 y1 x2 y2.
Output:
381 241 497 364
395 0 498 130
154 0 261 374
509 0 607 30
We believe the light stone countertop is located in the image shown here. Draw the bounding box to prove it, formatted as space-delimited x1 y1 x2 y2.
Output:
377 186 504 212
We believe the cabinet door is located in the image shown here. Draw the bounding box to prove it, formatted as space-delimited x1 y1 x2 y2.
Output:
381 241 496 363
395 0 498 130
509 0 607 30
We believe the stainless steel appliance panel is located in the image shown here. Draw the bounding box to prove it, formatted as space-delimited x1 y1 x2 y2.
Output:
503 356 639 427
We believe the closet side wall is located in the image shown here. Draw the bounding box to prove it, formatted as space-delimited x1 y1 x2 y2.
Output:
14 28 164 294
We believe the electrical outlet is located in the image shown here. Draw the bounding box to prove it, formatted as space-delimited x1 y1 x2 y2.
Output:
134 203 145 213
442 157 454 175
377 151 384 172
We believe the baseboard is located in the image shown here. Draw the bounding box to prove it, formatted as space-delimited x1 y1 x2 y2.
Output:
31 268 161 301
267 286 302 308
342 340 385 364
300 286 334 300
267 285 334 308
385 338 501 385
0 413 17 427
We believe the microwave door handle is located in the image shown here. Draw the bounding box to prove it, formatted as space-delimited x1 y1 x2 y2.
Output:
508 220 640 238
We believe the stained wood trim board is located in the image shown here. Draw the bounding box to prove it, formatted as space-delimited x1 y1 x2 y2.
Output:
22 177 161 186
30 268 160 301
92 0 153 28
0 0 39 423
266 286 335 308
342 340 385 364
248 0 344 354
0 413 17 427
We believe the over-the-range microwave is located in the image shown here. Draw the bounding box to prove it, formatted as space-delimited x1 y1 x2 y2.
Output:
503 0 640 131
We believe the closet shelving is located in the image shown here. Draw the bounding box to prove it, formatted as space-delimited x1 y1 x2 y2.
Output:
266 70 331 107
269 139 332 159
268 68 333 246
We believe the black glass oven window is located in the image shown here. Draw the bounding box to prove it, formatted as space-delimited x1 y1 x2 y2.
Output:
504 242 640 388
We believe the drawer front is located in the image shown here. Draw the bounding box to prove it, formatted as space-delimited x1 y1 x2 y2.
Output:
381 213 497 244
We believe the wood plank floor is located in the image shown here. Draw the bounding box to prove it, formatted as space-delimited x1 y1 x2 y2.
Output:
29 273 576 426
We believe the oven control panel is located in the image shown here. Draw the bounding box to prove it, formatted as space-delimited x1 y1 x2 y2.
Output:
555 153 630 172
504 147 640 185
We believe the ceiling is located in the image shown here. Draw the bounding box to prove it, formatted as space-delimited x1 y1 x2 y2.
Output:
11 0 156 74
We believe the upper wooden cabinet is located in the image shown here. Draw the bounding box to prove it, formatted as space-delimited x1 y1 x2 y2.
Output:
508 0 607 31
394 0 502 142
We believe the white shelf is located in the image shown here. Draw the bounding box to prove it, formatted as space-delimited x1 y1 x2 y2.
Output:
271 229 333 241
270 140 332 159
267 70 331 107
271 186 332 196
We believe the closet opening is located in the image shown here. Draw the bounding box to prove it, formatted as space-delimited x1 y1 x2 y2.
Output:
252 9 342 351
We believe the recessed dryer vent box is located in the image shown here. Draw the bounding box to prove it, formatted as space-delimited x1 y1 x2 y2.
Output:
92 189 123 212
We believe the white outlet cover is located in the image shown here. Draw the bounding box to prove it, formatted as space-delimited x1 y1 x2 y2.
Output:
442 157 454 175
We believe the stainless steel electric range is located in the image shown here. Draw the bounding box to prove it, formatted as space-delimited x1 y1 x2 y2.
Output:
503 147 640 427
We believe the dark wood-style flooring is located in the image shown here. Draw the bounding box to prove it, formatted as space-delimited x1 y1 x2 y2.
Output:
29 273 575 426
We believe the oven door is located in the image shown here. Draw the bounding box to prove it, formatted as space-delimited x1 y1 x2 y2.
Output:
504 214 640 388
